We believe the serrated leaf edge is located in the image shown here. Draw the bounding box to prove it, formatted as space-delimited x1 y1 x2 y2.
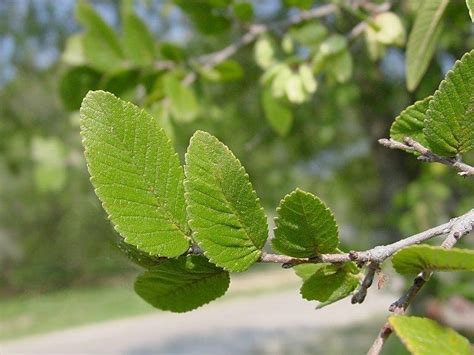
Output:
184 130 268 272
272 188 340 256
80 90 190 257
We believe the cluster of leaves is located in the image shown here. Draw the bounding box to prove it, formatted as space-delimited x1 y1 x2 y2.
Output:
80 44 474 353
80 90 361 312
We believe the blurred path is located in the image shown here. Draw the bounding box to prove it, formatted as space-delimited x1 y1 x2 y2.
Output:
1 282 394 355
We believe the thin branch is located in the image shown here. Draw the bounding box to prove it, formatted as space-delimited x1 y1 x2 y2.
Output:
379 137 474 177
351 261 379 304
367 213 474 355
188 209 474 267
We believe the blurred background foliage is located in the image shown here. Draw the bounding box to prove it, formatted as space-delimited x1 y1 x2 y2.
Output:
0 0 473 322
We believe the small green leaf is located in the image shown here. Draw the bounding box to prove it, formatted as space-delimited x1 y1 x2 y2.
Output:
261 86 293 136
254 34 277 69
294 263 329 281
59 66 101 111
390 96 432 147
76 0 124 71
299 64 317 94
288 22 327 47
233 1 253 22
392 245 474 275
163 72 199 122
283 0 312 10
61 34 87 66
160 42 186 62
389 316 471 355
272 189 339 258
406 0 448 91
466 0 474 22
326 50 353 83
300 266 359 307
424 50 474 156
285 74 307 104
200 60 244 82
80 90 190 257
185 131 268 272
367 12 406 46
122 11 156 66
135 256 230 313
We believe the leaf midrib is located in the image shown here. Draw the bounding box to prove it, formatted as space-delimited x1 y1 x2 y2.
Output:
86 100 187 238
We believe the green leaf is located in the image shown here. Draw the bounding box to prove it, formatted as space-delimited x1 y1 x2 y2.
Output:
61 34 87 66
59 66 101 111
135 256 230 312
76 0 124 71
122 11 156 66
326 50 353 83
392 245 474 275
200 60 244 82
283 0 312 10
163 72 199 122
233 1 253 22
389 316 471 355
261 86 293 136
294 263 330 281
390 96 432 147
285 73 307 104
467 0 474 22
367 12 406 46
254 34 277 69
272 189 339 258
300 266 359 307
288 22 327 47
184 131 268 272
298 64 317 94
80 90 190 257
406 0 448 91
160 42 186 62
424 50 474 156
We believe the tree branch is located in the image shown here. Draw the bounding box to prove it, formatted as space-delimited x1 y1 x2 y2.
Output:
367 212 474 355
351 261 380 304
379 137 474 177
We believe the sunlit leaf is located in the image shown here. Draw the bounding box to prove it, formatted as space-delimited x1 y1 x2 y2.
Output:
389 316 471 355
406 0 448 91
392 245 474 275
424 50 474 155
185 131 268 272
76 0 124 71
80 91 190 257
272 189 339 258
